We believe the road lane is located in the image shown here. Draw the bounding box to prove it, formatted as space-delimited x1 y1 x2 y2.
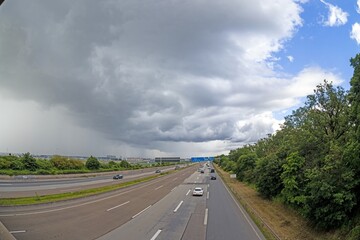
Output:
206 171 265 240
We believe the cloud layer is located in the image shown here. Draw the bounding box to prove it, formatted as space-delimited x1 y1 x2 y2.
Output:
0 0 343 157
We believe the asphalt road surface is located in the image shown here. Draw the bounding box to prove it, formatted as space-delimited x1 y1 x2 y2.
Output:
0 164 266 240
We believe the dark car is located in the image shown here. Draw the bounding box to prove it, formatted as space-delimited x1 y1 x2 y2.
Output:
113 174 123 179
210 169 215 173
210 175 216 180
155 169 161 173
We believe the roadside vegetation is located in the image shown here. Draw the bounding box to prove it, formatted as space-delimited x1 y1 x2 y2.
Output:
215 54 360 239
0 153 174 176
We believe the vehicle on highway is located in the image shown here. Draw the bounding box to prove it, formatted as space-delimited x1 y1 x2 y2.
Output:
155 169 161 173
192 187 204 196
113 174 123 179
200 169 204 173
210 169 215 173
175 166 180 170
210 175 216 180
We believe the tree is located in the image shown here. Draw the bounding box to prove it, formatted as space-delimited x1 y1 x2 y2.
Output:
235 152 257 182
255 154 284 199
22 152 38 171
119 160 131 169
85 156 100 170
280 152 306 207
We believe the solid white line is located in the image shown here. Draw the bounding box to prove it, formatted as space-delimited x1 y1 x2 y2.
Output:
150 229 162 240
155 185 163 190
186 189 191 196
204 208 208 225
208 184 209 188
106 201 130 212
9 230 26 234
173 201 183 212
207 191 209 199
132 205 152 219
171 187 177 192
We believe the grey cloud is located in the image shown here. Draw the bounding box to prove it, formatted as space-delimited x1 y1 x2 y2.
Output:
0 0 304 155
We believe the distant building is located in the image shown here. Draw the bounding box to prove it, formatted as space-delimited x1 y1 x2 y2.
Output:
155 157 182 163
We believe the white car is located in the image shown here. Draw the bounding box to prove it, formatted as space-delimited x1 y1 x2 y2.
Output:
192 187 204 196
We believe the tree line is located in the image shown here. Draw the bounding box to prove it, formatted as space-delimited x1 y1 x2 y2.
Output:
215 54 360 232
0 153 167 175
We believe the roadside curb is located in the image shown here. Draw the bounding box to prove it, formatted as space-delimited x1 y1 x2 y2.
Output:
0 221 16 240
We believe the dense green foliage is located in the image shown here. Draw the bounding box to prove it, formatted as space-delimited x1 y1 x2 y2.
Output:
215 54 360 231
0 154 155 175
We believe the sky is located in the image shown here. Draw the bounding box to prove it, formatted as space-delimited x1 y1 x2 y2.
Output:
0 0 359 158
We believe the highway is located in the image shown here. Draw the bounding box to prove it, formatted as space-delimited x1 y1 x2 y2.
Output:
0 166 176 198
0 164 266 240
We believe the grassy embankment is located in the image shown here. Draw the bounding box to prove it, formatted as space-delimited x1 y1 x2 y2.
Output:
0 171 172 206
214 164 358 240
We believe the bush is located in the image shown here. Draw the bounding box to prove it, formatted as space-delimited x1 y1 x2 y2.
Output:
255 155 284 199
86 156 100 170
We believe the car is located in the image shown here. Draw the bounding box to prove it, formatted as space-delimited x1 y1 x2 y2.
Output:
192 187 204 196
200 169 204 173
113 174 123 179
155 169 161 173
210 169 215 173
210 175 216 180
175 166 180 170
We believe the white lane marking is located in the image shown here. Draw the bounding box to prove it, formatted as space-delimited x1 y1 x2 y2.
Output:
0 184 12 186
208 184 209 188
106 201 130 212
220 176 263 240
196 177 199 180
0 175 173 217
186 189 191 196
155 185 163 190
204 208 208 225
207 191 209 199
173 177 178 181
150 229 162 240
9 230 26 234
171 187 177 192
132 205 152 219
173 200 183 212
194 181 197 183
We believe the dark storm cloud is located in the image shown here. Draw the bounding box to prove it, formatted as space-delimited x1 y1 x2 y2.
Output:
0 0 318 155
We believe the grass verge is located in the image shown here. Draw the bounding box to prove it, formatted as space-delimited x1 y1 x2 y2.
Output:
0 172 171 206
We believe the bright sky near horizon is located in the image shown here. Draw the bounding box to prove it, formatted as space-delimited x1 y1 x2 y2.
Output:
0 0 359 158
